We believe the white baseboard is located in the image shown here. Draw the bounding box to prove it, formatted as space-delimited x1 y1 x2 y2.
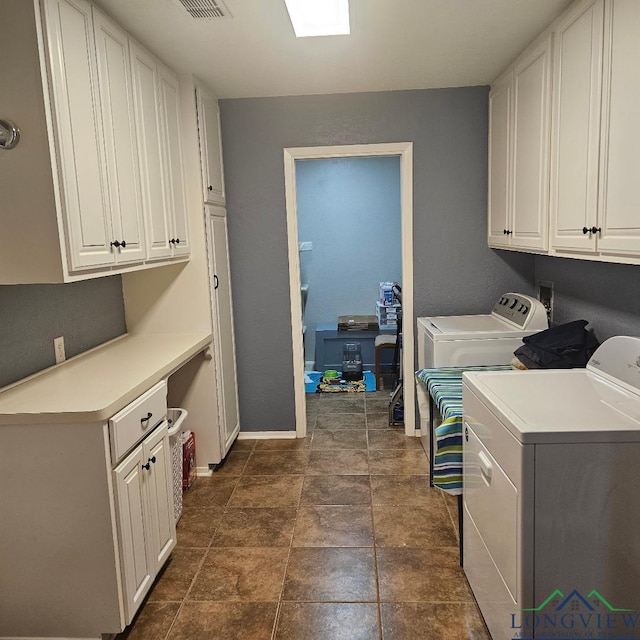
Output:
237 431 297 440
196 465 213 477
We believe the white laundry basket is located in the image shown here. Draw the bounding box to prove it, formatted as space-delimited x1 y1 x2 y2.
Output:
167 408 188 524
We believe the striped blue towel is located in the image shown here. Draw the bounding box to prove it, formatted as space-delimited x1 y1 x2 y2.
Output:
415 366 511 495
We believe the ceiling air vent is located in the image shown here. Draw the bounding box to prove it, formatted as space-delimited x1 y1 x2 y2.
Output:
175 0 231 19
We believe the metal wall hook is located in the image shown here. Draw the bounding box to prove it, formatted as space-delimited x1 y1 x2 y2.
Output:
0 119 20 150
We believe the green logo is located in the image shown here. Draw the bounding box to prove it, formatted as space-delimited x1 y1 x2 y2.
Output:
511 589 639 640
522 589 634 613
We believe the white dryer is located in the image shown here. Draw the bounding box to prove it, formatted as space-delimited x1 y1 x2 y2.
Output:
462 336 640 640
416 293 548 451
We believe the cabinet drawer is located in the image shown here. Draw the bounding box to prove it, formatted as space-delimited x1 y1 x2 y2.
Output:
110 380 167 462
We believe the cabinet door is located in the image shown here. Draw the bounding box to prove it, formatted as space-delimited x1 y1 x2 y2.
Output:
158 64 190 257
550 0 604 254
196 85 226 205
93 9 146 264
142 422 176 574
130 42 172 260
113 444 153 625
597 0 640 257
511 33 552 252
487 70 512 249
207 210 240 455
44 0 115 270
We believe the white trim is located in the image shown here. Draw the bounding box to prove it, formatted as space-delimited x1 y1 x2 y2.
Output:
283 142 415 438
237 431 297 440
196 465 213 477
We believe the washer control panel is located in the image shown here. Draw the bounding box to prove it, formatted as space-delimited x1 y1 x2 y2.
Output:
491 293 548 330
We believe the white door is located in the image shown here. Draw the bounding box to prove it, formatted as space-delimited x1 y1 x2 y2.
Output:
158 64 190 257
93 9 146 264
510 33 552 252
597 0 640 257
142 423 175 574
207 209 240 455
550 0 604 254
44 0 115 270
197 85 226 205
487 70 512 249
130 42 171 260
113 444 153 625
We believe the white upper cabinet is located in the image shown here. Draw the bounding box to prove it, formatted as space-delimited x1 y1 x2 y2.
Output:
196 84 226 206
93 8 146 264
511 34 552 252
597 0 640 258
487 71 512 249
488 33 552 253
491 0 640 266
550 0 604 254
44 0 115 270
0 0 190 284
130 45 190 260
158 64 190 256
130 42 172 260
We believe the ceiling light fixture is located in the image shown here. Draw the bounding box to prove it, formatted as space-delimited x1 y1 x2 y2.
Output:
283 0 350 38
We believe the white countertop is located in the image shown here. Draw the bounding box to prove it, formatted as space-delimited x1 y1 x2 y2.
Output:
0 332 212 424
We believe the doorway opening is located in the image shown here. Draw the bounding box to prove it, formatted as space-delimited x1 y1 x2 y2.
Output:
284 143 414 438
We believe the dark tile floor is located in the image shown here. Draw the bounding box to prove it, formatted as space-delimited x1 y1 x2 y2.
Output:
118 390 490 640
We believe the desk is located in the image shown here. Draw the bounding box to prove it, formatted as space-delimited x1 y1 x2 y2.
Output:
315 322 396 372
0 332 212 637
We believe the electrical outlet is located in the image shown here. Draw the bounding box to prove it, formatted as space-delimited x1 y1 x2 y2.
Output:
54 336 66 364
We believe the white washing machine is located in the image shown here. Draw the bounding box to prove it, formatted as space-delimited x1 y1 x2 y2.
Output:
416 293 548 452
417 292 548 370
462 336 640 640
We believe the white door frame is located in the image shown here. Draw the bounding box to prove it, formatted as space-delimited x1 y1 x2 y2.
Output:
283 142 415 437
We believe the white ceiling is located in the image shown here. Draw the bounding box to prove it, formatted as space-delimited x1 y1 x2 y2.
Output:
95 0 573 99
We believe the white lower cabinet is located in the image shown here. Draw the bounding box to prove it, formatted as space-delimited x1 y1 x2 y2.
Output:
114 421 175 624
0 335 207 638
0 385 177 637
111 379 175 624
114 444 154 618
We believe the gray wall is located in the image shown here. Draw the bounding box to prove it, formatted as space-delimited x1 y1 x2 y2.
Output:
220 88 535 432
534 255 640 341
296 156 402 362
0 277 127 388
